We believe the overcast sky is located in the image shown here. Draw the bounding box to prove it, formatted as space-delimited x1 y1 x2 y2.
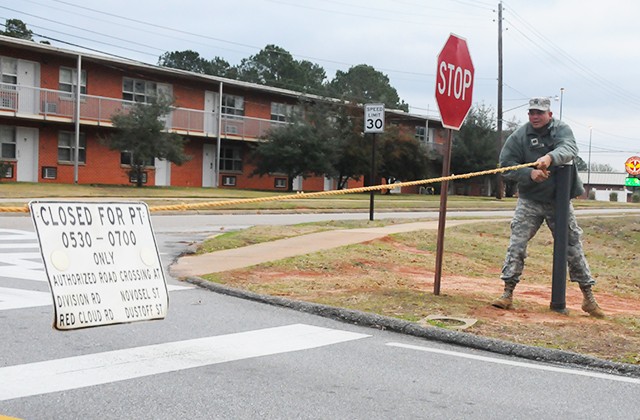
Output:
2 0 638 171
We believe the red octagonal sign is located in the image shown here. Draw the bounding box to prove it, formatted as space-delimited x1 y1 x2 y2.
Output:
435 34 475 130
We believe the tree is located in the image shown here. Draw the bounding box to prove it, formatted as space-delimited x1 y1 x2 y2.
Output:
158 50 210 73
251 109 332 191
452 105 498 174
158 51 236 78
321 104 369 189
1 19 33 40
236 45 326 93
590 162 614 172
451 105 499 195
103 96 189 187
327 64 409 111
377 126 430 192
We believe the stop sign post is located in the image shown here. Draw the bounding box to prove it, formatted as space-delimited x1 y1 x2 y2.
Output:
433 34 475 295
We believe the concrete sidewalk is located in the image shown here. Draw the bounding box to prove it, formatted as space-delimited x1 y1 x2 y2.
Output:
170 219 496 277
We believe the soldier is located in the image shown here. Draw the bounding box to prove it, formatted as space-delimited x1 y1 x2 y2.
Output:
492 97 604 318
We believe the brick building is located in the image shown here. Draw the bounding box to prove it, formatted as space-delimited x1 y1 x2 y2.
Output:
0 35 445 192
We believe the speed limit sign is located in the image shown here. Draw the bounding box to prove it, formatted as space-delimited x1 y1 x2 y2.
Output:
364 103 385 133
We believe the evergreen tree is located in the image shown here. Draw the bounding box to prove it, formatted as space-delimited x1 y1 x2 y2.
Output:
104 96 189 187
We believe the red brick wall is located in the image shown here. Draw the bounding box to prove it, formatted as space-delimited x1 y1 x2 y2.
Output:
170 140 204 187
2 44 443 191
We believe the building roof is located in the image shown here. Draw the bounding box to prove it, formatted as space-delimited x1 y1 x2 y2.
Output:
577 171 628 186
0 35 435 120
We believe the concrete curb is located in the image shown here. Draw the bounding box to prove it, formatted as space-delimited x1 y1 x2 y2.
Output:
186 277 640 379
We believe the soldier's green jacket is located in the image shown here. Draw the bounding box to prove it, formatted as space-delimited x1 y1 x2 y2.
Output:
500 118 584 202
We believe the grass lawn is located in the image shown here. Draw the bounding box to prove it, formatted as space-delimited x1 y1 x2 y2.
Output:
200 215 640 365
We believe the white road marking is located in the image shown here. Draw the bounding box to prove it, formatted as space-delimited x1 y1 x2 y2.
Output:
0 229 193 311
0 243 39 249
0 324 370 401
0 284 191 311
0 287 51 310
0 252 43 268
0 229 37 240
0 266 45 281
387 342 640 384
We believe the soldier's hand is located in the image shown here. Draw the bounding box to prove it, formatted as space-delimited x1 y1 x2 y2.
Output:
531 168 550 183
536 154 552 170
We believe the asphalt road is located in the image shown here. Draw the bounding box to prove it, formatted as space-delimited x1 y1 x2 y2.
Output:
1 210 639 419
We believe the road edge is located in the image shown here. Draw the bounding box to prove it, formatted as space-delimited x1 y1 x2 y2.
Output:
185 277 640 379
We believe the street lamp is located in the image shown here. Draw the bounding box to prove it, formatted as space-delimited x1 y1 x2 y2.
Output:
559 88 565 120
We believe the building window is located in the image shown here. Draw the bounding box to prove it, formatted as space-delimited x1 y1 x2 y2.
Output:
222 175 236 186
58 131 86 163
122 78 172 103
129 172 148 184
0 58 17 108
274 178 287 189
0 126 16 159
41 166 57 179
0 57 17 87
59 67 87 96
120 151 154 167
2 163 13 178
415 126 426 142
220 146 242 172
221 94 244 118
270 102 298 122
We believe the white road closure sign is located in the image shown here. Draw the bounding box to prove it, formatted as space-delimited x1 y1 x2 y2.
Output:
29 201 168 330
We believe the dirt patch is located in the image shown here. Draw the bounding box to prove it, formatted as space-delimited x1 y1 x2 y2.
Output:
207 234 640 364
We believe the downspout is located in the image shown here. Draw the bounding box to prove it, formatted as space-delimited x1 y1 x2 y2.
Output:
73 54 81 184
215 82 223 188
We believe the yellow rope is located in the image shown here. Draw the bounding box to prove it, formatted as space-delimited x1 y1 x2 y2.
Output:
149 162 536 212
0 205 30 213
0 162 536 214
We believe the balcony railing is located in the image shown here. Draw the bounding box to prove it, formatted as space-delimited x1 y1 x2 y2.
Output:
0 82 287 140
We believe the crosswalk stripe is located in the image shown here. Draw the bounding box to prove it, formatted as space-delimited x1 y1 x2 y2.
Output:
0 229 193 310
0 287 51 310
0 284 191 311
0 324 370 401
0 243 39 249
0 266 45 281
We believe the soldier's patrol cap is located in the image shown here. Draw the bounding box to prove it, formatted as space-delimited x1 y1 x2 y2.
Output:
528 97 551 112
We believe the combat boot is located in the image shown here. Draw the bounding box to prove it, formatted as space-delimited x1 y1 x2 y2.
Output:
580 284 605 318
491 281 516 309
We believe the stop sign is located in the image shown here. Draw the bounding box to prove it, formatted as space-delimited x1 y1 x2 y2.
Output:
435 34 475 130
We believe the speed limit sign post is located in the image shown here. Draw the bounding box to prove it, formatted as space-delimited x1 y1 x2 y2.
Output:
364 104 385 221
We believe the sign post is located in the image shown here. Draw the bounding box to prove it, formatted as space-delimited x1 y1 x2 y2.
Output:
550 164 572 313
364 103 385 221
30 201 169 330
433 34 474 295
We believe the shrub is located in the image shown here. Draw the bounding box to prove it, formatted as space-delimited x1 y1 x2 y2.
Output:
588 190 596 200
632 193 640 203
609 192 618 202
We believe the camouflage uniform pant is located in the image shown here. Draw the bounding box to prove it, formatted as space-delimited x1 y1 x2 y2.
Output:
501 198 595 286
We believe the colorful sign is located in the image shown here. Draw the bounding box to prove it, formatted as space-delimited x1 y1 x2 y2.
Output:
435 34 475 130
624 156 640 176
625 177 640 187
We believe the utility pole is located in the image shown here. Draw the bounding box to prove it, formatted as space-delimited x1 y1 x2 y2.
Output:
495 1 504 199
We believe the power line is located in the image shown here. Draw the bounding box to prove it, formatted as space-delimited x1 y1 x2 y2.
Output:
504 4 640 109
